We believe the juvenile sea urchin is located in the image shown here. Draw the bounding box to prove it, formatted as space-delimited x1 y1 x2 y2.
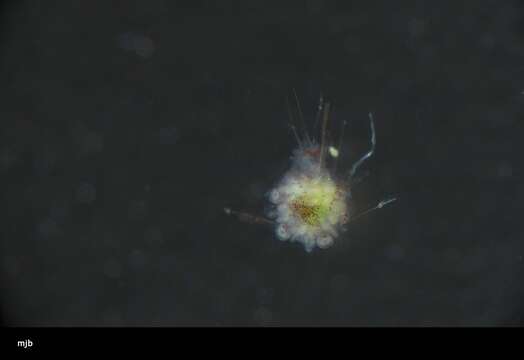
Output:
225 93 396 252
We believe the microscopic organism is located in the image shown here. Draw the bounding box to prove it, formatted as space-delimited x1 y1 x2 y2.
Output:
225 92 396 252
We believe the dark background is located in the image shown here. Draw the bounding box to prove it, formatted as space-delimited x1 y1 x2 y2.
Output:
0 0 522 326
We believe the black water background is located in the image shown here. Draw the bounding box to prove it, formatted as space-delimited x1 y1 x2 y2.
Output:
0 0 523 326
